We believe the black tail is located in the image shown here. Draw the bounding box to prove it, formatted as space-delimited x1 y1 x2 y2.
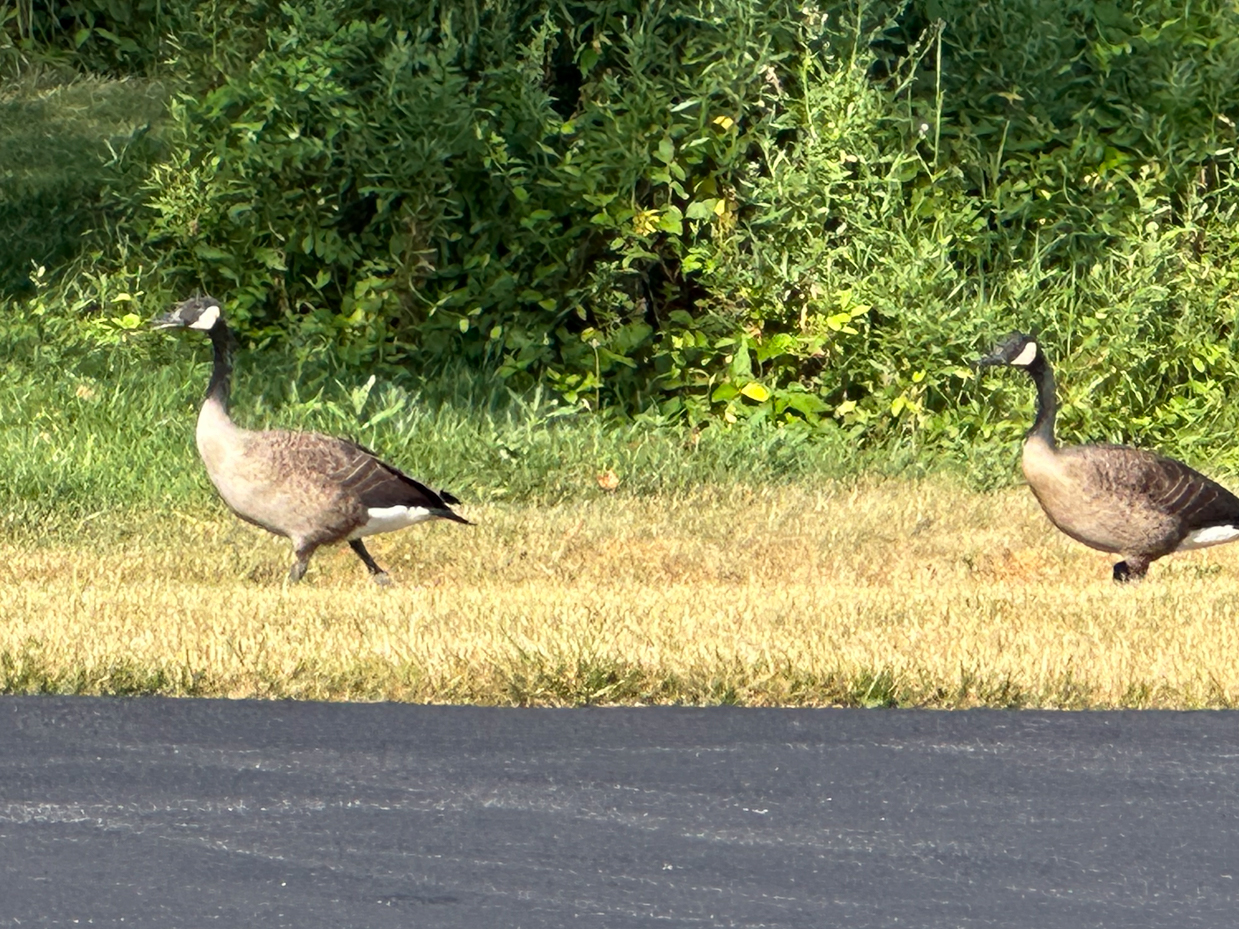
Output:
434 488 472 524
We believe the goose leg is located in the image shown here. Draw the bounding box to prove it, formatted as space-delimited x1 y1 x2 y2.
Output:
289 543 316 584
349 539 392 586
1113 556 1150 584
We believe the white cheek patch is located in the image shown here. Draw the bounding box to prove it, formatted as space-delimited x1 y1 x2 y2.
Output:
1177 525 1239 550
189 304 221 330
1010 341 1038 366
348 505 434 539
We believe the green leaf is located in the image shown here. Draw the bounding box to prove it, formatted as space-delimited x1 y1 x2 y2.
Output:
658 205 683 235
729 347 752 378
685 199 718 221
755 334 797 361
194 244 233 262
255 248 287 271
612 321 653 355
782 392 828 415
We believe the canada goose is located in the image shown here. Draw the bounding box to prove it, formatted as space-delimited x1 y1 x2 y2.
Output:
976 332 1239 582
153 295 470 585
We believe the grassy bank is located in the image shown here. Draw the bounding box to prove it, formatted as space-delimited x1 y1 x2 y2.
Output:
0 313 898 537
5 479 1239 708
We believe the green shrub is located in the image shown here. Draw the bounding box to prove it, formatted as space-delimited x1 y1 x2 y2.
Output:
6 0 1239 477
127 1 813 410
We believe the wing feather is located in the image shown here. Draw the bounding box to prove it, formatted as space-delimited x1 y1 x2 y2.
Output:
259 431 470 523
1085 445 1239 531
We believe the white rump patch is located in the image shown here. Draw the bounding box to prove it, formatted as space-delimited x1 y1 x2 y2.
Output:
1177 525 1239 551
189 304 221 330
349 505 434 539
1010 341 1038 366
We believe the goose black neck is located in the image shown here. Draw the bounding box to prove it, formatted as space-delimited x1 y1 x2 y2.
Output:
205 324 235 409
1025 355 1056 446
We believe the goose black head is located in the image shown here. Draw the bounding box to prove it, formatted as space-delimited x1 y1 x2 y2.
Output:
152 295 224 333
975 332 1041 370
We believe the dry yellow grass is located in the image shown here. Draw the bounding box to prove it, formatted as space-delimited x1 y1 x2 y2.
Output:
5 478 1239 707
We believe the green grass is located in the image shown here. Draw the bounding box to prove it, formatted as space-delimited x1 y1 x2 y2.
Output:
0 316 893 541
0 71 893 556
0 71 166 294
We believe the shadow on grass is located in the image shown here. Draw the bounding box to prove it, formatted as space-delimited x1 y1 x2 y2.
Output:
0 74 166 294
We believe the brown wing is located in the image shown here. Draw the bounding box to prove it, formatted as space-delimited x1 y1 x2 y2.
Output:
334 438 467 515
263 432 470 523
1081 444 1239 532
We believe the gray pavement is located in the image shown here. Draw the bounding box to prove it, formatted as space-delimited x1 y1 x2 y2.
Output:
0 698 1237 927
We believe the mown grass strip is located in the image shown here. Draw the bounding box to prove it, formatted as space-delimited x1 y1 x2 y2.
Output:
4 481 1239 708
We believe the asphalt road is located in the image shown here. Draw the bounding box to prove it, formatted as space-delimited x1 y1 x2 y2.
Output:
1 699 1236 928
